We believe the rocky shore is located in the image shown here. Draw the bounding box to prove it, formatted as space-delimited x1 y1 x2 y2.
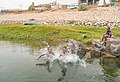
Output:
0 6 120 28
91 36 120 57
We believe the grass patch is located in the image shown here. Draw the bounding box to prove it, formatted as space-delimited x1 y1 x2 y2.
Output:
0 24 119 46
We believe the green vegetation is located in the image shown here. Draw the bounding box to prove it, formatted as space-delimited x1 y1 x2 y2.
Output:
28 2 35 11
0 24 120 46
78 3 87 11
68 20 76 24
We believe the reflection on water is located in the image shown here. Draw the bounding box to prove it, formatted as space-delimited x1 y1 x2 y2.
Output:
102 58 120 76
0 41 120 82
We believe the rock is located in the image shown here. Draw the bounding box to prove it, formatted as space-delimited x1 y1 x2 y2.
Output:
82 34 88 39
77 47 87 59
91 39 106 57
110 44 120 57
92 36 120 57
1 19 120 28
68 39 87 58
91 49 105 57
87 22 92 26
92 39 104 49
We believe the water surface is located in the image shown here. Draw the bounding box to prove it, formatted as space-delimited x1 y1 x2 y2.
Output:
0 41 119 82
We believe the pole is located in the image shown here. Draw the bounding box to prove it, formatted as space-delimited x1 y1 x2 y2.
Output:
19 2 22 11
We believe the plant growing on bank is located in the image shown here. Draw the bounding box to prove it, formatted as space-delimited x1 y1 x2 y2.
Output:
0 24 120 46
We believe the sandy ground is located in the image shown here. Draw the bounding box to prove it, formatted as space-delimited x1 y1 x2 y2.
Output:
0 6 120 22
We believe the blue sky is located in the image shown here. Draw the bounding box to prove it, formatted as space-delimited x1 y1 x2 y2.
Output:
0 0 78 10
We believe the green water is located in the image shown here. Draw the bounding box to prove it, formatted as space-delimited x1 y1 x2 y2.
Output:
0 41 119 82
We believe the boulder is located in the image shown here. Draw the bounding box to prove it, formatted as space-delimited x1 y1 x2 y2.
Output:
92 36 120 57
91 49 101 57
68 39 87 59
110 44 120 57
91 39 106 57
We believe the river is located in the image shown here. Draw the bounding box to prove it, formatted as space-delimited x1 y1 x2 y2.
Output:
0 40 120 82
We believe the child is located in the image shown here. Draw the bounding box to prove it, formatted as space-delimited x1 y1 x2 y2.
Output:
101 26 112 42
36 47 55 60
36 47 55 72
106 26 112 38
101 26 112 46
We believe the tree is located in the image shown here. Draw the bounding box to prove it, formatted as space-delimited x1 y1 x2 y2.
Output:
28 2 35 11
78 0 86 11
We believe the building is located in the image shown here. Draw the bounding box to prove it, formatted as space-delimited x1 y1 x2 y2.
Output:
51 4 67 10
34 1 67 11
34 4 51 11
50 1 67 10
98 0 111 6
80 0 99 4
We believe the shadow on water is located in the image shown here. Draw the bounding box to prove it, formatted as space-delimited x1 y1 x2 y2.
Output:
36 61 84 81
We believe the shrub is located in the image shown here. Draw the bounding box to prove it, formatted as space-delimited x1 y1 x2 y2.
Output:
68 20 76 24
78 3 87 11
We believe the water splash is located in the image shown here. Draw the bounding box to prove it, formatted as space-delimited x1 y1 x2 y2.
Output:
36 42 87 81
